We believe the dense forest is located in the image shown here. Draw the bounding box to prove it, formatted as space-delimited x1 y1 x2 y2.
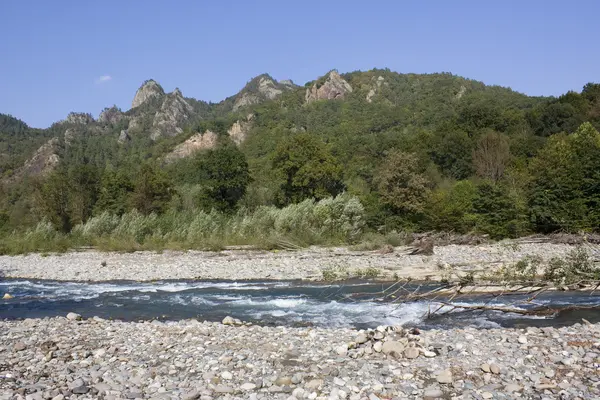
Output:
1 69 600 253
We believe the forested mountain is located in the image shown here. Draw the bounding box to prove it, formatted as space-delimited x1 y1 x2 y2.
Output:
1 68 600 248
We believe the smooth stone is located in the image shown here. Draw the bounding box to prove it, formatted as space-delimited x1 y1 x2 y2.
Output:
222 316 235 325
214 385 234 394
381 341 404 357
13 342 26 352
436 370 453 384
423 388 444 398
221 371 233 380
276 377 292 386
373 342 383 353
240 383 256 391
306 379 324 390
3 293 14 300
66 312 82 321
355 333 368 344
490 364 501 375
518 335 528 344
481 363 491 373
504 383 522 393
404 347 419 359
71 386 89 394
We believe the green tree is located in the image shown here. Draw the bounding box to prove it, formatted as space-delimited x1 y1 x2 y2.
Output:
35 165 99 232
425 180 477 233
473 181 528 238
194 146 251 212
528 123 600 232
95 169 134 216
472 131 510 182
272 133 344 205
373 150 431 215
130 164 172 215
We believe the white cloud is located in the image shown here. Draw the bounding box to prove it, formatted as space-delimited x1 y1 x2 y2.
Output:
95 75 112 84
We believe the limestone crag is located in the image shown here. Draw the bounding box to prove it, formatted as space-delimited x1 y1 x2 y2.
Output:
366 76 386 103
131 79 165 109
305 71 353 103
118 130 131 143
98 106 125 125
150 88 195 140
12 138 60 180
232 75 296 111
65 112 95 125
227 114 254 145
164 130 218 162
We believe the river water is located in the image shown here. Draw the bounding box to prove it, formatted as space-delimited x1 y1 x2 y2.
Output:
2 279 600 329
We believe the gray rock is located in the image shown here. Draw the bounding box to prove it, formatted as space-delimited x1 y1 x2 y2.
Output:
71 386 89 394
423 388 444 398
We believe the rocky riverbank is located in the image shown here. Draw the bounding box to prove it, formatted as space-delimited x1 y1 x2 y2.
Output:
0 243 578 282
1 315 599 399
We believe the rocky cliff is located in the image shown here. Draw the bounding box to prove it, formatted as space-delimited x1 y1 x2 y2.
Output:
164 130 218 163
98 106 125 125
305 71 353 103
232 75 296 111
131 80 165 109
11 137 60 180
150 88 195 140
227 114 254 145
65 112 95 125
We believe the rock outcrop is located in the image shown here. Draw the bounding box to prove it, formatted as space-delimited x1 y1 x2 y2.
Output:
233 75 296 111
366 76 386 103
66 112 95 125
131 80 165 109
227 114 254 145
13 138 60 179
164 130 218 163
98 106 125 125
150 88 195 140
118 130 131 143
305 71 353 103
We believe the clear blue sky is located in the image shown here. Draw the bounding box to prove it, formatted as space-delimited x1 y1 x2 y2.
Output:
1 0 598 128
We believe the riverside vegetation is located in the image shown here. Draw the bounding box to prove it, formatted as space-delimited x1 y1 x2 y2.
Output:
2 70 600 253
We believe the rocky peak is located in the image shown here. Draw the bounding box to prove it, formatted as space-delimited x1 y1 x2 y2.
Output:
164 130 218 163
232 74 296 111
66 112 95 125
305 70 353 103
98 106 124 125
149 88 195 140
131 79 165 109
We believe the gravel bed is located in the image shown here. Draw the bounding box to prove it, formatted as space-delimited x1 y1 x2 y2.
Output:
1 315 599 399
0 243 576 282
